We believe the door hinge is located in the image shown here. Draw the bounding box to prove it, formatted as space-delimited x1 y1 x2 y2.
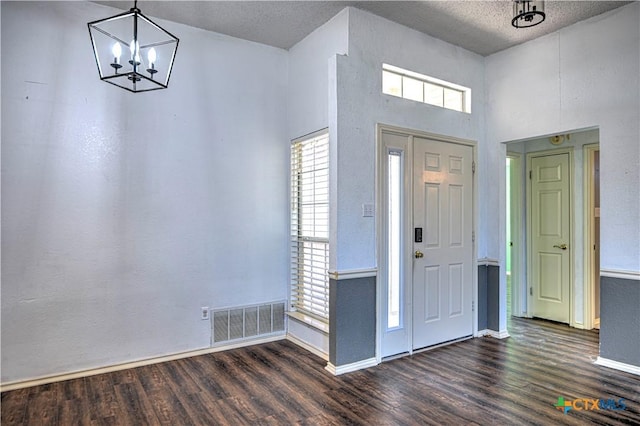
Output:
472 300 475 312
472 161 476 173
529 170 532 180
472 231 475 243
530 287 533 296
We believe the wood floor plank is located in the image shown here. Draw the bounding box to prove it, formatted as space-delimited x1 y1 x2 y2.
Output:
1 318 639 425
23 383 58 425
112 381 160 425
83 372 119 422
0 387 29 424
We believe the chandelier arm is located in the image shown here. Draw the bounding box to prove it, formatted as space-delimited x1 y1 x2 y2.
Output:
89 26 130 47
139 40 178 49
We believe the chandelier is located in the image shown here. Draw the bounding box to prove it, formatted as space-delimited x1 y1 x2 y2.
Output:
512 0 546 28
88 1 179 93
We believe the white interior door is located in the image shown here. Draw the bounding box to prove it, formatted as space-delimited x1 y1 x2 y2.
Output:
529 152 571 324
412 137 473 349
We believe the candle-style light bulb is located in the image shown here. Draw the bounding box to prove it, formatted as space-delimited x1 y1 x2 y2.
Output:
146 47 158 78
110 42 123 71
129 40 140 65
147 48 157 69
112 42 122 64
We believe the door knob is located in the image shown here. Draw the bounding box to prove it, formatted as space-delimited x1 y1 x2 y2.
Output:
553 244 568 250
415 250 424 259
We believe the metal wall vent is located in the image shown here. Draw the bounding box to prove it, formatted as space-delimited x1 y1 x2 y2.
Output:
212 301 285 345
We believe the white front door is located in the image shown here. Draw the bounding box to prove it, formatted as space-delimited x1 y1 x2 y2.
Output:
412 137 474 349
379 129 475 358
529 152 571 324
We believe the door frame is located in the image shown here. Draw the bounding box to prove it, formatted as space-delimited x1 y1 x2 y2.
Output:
583 144 600 330
525 148 575 326
506 152 525 317
376 124 478 362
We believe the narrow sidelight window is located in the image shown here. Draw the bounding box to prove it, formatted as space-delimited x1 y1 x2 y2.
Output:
387 150 403 329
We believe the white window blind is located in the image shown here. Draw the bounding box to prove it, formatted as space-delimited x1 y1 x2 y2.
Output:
291 131 329 320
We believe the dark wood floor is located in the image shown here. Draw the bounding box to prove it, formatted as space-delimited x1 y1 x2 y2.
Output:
2 318 639 425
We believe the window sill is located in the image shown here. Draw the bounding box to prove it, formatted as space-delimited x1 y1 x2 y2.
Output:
287 311 329 334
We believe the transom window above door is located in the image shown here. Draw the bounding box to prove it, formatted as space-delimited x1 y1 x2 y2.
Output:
382 64 471 113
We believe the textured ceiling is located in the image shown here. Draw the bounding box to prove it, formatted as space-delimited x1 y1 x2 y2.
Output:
94 1 634 56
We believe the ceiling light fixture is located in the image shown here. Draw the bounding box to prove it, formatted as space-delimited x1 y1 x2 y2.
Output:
88 1 179 93
512 0 546 28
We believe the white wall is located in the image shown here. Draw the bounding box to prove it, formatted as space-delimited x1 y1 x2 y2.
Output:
1 1 289 383
486 3 639 331
486 3 640 272
288 8 349 140
334 8 486 271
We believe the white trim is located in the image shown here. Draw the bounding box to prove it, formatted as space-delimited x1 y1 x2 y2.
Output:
506 152 525 318
583 143 599 331
286 311 330 334
600 269 640 280
595 357 640 376
412 335 474 355
0 334 286 392
325 357 378 376
291 127 330 145
377 124 477 148
328 268 377 280
286 334 329 361
478 258 499 267
477 329 511 339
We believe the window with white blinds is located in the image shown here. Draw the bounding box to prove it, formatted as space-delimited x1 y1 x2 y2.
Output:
291 131 329 321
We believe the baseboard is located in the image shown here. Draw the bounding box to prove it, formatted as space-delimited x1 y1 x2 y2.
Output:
595 357 640 376
325 357 378 376
0 334 286 392
477 329 510 339
287 334 329 361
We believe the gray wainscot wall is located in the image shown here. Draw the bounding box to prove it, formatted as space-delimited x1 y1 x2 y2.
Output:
478 260 500 333
599 273 640 368
329 274 377 372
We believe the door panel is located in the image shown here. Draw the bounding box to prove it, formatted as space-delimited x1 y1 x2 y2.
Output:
449 263 464 316
425 184 440 247
530 153 571 324
423 266 440 321
413 137 473 349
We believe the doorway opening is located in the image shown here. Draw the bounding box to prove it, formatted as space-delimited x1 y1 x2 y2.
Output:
504 128 600 330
